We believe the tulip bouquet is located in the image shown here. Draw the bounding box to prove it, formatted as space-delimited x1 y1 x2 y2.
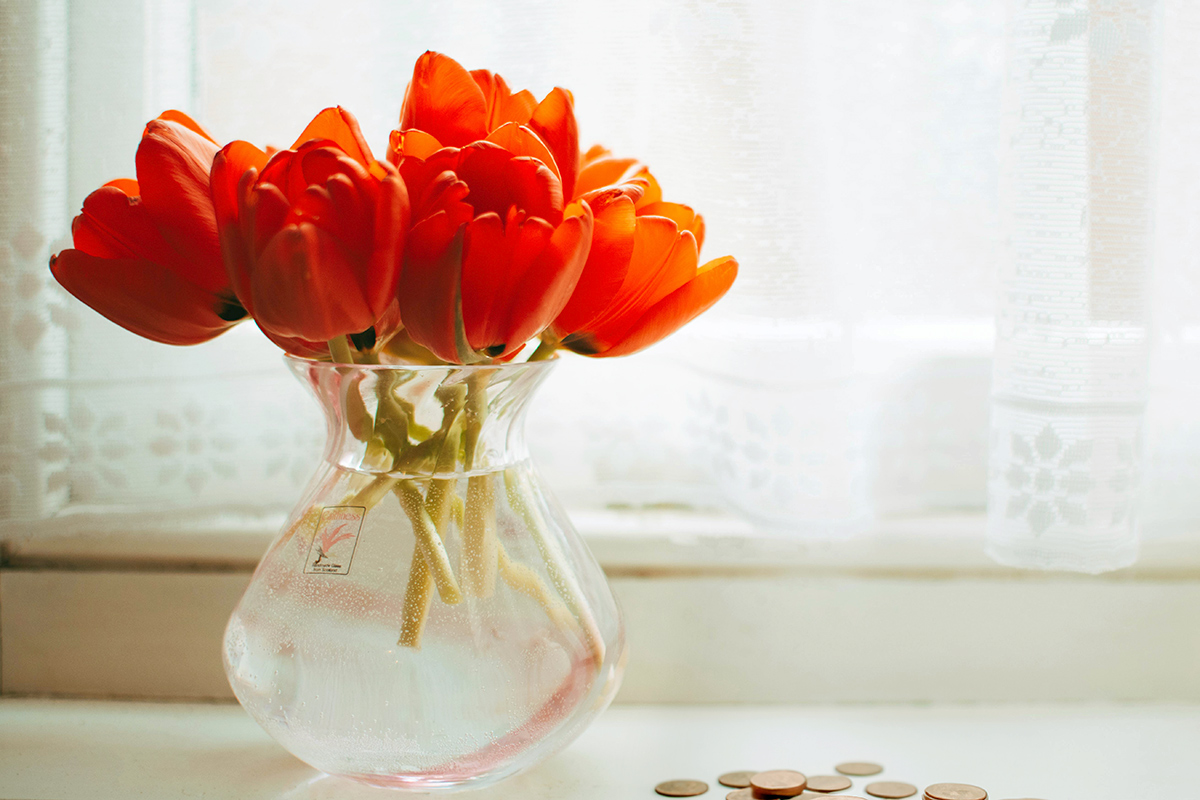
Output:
50 52 736 652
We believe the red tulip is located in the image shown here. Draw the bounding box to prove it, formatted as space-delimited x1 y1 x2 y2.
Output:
550 146 735 357
392 51 580 202
210 107 409 352
392 138 593 364
49 111 247 345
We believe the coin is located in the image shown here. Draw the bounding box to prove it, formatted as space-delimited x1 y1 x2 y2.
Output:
726 790 755 800
720 772 758 789
750 770 809 797
866 782 918 799
807 775 853 792
837 763 884 777
924 784 987 800
656 779 710 797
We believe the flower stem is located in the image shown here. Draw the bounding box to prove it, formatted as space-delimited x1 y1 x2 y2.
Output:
397 549 434 648
398 390 466 647
497 539 580 639
504 467 606 667
460 371 498 597
394 480 462 605
461 473 498 597
327 335 355 365
527 336 559 362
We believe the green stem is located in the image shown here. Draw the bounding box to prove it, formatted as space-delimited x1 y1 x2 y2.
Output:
460 473 498 597
397 550 434 648
527 336 559 362
327 335 355 365
497 539 580 639
505 468 606 667
398 389 467 647
394 480 461 605
460 371 498 597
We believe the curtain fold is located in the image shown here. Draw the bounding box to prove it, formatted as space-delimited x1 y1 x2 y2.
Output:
988 0 1159 572
0 0 70 523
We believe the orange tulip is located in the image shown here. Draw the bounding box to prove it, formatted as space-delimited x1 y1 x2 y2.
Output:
210 108 409 352
392 51 580 201
392 139 593 364
49 111 247 345
550 146 735 358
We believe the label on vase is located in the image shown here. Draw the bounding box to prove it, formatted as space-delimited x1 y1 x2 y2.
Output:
304 505 366 575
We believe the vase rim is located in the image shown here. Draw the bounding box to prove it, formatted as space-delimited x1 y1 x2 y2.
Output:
283 354 559 373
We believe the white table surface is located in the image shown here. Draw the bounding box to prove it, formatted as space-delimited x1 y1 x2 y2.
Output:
0 699 1195 799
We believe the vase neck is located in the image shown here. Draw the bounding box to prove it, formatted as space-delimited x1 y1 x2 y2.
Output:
289 359 555 477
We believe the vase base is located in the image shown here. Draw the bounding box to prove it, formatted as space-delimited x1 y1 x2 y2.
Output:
338 770 506 793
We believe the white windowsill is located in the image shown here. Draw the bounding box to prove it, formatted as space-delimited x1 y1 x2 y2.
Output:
4 510 1199 703
6 508 1200 577
0 698 1195 799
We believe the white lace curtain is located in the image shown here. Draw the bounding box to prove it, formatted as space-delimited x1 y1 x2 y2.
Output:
2 0 1197 573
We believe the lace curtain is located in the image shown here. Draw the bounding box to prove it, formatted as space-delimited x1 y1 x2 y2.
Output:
1 0 1195 573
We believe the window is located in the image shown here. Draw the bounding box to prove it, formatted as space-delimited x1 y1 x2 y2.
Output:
3 0 1200 577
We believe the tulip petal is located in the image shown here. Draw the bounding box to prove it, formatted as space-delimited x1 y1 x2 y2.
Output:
636 226 699 309
471 69 538 129
574 155 639 198
366 173 409 320
105 178 139 197
461 211 555 356
401 51 488 148
71 186 179 268
457 142 563 226
582 144 611 164
638 201 705 250
154 110 219 144
503 204 593 354
298 144 370 194
210 141 269 235
249 183 290 261
486 122 561 184
251 224 375 342
257 324 329 359
633 166 663 207
399 215 476 364
291 106 375 169
587 256 737 357
583 215 684 334
529 87 579 202
50 249 241 345
388 128 444 163
552 190 635 336
211 143 270 309
135 119 224 290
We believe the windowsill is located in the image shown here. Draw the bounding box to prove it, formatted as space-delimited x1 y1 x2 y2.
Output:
5 510 1200 703
0 698 1195 799
6 508 1200 579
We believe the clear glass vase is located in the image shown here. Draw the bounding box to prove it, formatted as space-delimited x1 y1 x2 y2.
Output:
223 358 626 791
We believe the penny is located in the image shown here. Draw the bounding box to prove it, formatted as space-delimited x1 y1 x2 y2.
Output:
866 782 918 799
837 763 884 777
807 775 854 793
750 770 809 797
656 779 710 797
924 784 987 800
726 790 755 800
720 772 759 789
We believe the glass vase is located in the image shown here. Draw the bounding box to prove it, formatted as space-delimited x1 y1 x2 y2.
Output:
223 358 626 791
